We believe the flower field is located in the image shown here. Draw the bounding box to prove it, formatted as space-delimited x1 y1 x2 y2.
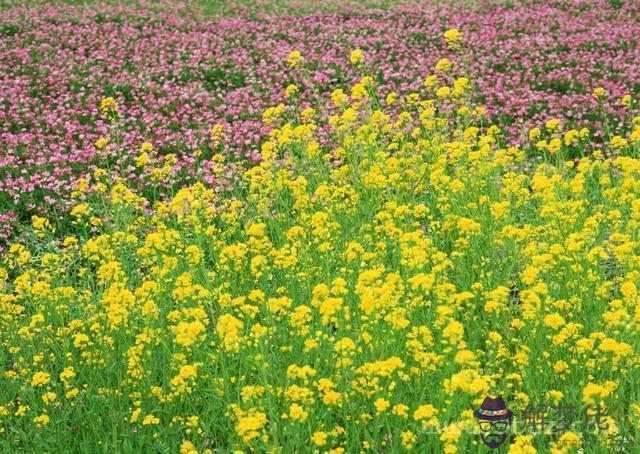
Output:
1 0 640 452
2 0 640 243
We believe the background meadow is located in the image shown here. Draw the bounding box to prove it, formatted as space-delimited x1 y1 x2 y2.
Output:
1 0 639 243
1 0 640 452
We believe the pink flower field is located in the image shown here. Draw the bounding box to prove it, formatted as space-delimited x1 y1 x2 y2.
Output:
1 1 639 244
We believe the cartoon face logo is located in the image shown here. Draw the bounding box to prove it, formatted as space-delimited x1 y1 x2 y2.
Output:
474 396 513 449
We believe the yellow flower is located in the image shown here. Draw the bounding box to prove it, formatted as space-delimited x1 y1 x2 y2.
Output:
140 141 153 153
171 364 199 392
509 435 536 453
547 137 562 154
287 50 302 67
173 320 206 347
423 75 439 89
142 414 160 425
553 360 569 374
312 431 328 446
350 49 364 65
444 28 462 47
180 440 199 454
413 404 438 427
436 86 451 98
31 215 53 233
546 390 564 403
60 367 76 382
185 244 204 265
582 383 610 404
610 135 628 149
216 314 243 352
592 87 605 98
235 412 267 443
210 124 224 146
341 108 358 123
73 333 90 348
401 431 417 449
301 107 316 123
543 313 565 330
331 88 348 107
34 414 50 427
66 388 79 399
130 408 142 423
454 349 477 365
374 398 390 413
393 404 409 417
545 118 562 132
621 281 637 300
100 97 119 120
136 152 150 167
563 129 579 146
350 82 368 101
31 371 51 387
453 77 469 96
521 266 539 285
42 392 57 405
557 431 581 448
95 137 109 150
435 58 452 72
285 84 299 96
262 103 285 126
